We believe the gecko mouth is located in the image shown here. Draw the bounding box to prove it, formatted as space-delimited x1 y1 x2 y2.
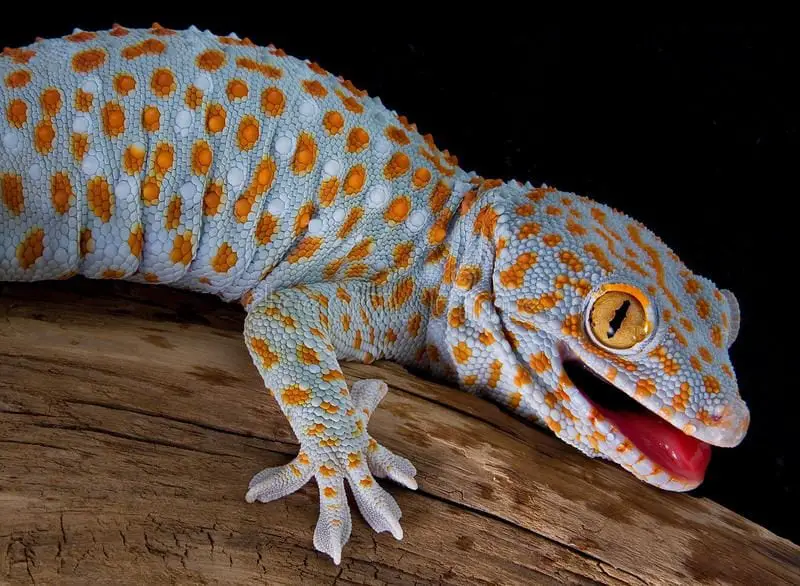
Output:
562 356 712 484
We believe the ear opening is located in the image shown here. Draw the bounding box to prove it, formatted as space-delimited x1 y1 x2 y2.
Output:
721 289 740 347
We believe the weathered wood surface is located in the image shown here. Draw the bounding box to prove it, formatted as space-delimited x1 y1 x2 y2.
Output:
0 279 797 585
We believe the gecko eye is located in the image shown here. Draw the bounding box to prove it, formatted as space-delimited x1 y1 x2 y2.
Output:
586 286 654 351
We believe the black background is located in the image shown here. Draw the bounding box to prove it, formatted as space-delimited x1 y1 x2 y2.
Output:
3 17 797 543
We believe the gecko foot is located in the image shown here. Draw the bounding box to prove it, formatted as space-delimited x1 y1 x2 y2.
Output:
245 378 417 564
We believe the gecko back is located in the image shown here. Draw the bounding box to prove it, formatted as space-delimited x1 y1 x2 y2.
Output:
1 24 469 304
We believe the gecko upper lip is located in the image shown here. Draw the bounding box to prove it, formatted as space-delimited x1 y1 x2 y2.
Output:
562 357 712 484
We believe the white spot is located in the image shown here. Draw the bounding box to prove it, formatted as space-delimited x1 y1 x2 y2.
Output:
175 109 193 129
114 181 131 198
298 100 318 118
2 132 20 152
227 166 245 188
179 181 198 199
366 185 389 209
228 31 240 39
307 218 323 234
54 248 68 264
28 164 42 181
332 208 346 222
73 114 93 134
323 160 340 177
81 78 99 94
375 138 391 155
275 136 293 155
268 198 285 215
81 155 99 176
407 209 428 230
194 73 213 91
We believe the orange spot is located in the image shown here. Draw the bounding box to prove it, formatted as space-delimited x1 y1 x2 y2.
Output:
337 207 363 239
87 177 114 222
344 164 366 196
34 119 55 154
128 224 143 258
236 57 282 78
635 379 657 399
318 178 339 207
452 342 472 364
72 49 106 73
474 205 498 240
294 202 316 236
184 85 203 109
71 133 88 162
2 47 36 63
261 87 285 117
253 212 278 246
303 79 327 97
50 172 73 215
384 152 410 179
1 173 24 215
385 125 410 145
412 167 432 189
448 307 466 328
170 232 194 265
543 234 562 247
584 243 614 272
102 102 125 137
123 143 145 175
429 180 452 213
17 227 44 269
6 99 27 128
499 252 536 289
191 140 213 175
529 352 551 373
292 132 317 175
154 143 174 175
113 74 136 96
203 181 224 216
322 110 344 135
79 228 94 257
151 68 176 98
696 298 711 320
65 30 97 42
204 103 226 133
5 69 31 89
226 79 248 101
703 375 721 394
389 277 414 309
287 236 322 263
196 49 225 71
165 195 182 230
211 242 237 273
393 242 414 269
40 88 62 117
142 106 161 132
282 384 311 406
297 343 320 365
237 115 260 151
347 127 370 153
384 196 411 225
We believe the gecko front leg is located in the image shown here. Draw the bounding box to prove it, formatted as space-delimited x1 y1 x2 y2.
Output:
242 285 417 564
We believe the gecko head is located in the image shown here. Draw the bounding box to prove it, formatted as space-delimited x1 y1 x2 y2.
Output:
486 183 749 491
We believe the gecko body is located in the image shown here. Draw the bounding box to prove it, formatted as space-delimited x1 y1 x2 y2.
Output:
0 25 749 564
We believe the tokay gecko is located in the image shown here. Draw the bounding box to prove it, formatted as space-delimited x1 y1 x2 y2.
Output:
0 24 750 564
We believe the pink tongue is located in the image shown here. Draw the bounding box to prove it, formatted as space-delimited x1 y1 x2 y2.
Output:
598 407 712 483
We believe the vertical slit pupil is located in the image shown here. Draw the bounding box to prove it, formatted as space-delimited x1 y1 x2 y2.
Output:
607 300 630 338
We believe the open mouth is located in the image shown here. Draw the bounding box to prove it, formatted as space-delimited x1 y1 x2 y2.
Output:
562 357 712 484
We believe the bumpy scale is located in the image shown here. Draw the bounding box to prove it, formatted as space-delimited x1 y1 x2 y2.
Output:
0 24 750 564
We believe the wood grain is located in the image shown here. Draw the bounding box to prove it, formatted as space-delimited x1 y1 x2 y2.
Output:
1 279 797 585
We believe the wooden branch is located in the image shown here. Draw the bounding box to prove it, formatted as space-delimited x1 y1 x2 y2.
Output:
1 279 797 585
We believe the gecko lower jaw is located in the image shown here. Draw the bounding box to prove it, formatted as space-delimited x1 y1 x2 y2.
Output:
561 354 712 486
